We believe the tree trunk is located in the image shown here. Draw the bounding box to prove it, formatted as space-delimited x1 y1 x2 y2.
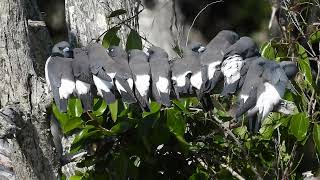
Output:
0 0 60 179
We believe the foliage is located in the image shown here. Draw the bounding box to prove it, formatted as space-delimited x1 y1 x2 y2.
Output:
54 3 320 179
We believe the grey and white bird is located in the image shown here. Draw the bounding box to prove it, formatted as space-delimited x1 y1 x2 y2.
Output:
45 41 75 112
220 36 260 96
72 48 94 111
234 58 298 133
108 46 136 104
128 49 151 111
87 43 117 104
200 30 239 94
148 46 171 107
171 43 205 98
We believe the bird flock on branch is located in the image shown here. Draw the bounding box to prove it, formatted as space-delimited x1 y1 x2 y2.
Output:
45 30 298 132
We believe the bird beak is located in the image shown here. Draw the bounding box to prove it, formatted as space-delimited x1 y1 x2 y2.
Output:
198 46 206 53
106 49 110 53
63 47 70 53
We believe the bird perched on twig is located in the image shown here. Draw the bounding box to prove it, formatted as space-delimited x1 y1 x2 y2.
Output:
128 49 151 111
220 36 260 97
45 41 75 112
148 46 171 107
233 58 298 133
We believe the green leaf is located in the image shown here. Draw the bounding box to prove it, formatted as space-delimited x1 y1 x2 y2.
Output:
313 124 320 154
142 102 161 118
108 100 118 122
166 108 186 137
289 112 309 141
297 44 314 88
107 9 127 18
110 121 130 134
102 26 121 48
69 175 82 180
52 104 82 134
71 125 101 153
93 98 107 116
126 29 142 50
189 170 209 180
309 30 320 43
68 98 83 117
260 41 277 59
233 126 248 140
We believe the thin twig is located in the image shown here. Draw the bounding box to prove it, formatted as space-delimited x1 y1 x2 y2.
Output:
221 163 245 180
185 0 223 46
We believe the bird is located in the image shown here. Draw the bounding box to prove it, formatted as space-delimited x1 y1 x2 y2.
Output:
234 58 298 133
148 46 171 107
220 36 260 97
128 49 151 111
72 48 94 111
171 43 205 98
200 30 239 94
45 41 75 112
108 46 137 104
86 42 117 104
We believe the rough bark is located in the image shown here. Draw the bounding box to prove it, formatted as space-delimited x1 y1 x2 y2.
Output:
0 0 60 179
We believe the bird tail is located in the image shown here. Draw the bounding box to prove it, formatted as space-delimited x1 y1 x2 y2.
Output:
115 78 137 104
160 92 171 107
79 92 93 111
202 71 223 93
52 87 68 113
134 87 150 112
196 90 214 112
101 90 116 104
221 80 239 97
235 94 257 119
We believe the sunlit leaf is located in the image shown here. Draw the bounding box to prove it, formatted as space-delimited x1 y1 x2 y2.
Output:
166 108 186 137
93 98 107 116
109 100 118 122
313 124 320 154
68 97 83 117
289 112 309 141
261 41 277 59
297 44 314 88
69 175 82 180
309 30 320 43
126 29 142 50
102 26 121 48
70 125 102 153
233 126 248 140
107 9 127 18
52 103 82 134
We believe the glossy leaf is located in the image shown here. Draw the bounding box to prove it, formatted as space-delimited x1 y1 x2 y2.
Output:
102 26 121 48
107 9 127 18
126 29 142 50
309 30 320 43
69 175 82 180
260 41 276 59
52 104 82 134
142 102 161 118
93 98 107 116
110 121 130 134
109 100 118 122
289 112 309 141
71 125 101 153
166 108 186 137
313 124 320 154
297 44 314 88
68 97 83 117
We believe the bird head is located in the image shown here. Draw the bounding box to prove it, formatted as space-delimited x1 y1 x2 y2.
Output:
52 41 73 58
224 36 260 59
217 30 240 44
147 46 168 58
128 49 147 61
184 42 206 56
280 61 298 79
108 46 127 59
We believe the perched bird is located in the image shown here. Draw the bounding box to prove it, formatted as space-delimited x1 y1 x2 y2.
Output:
220 36 260 96
234 58 298 133
87 43 116 104
128 49 151 111
45 41 75 112
200 30 239 94
171 43 205 98
148 46 171 107
72 48 94 111
108 46 136 104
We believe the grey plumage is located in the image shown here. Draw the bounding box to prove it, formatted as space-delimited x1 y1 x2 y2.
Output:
87 42 117 104
128 49 151 111
221 36 260 96
200 30 239 94
45 41 75 112
148 46 171 107
234 58 297 133
72 48 94 111
108 46 137 104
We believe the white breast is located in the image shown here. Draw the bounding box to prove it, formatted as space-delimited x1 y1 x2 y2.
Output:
172 71 191 87
135 74 150 96
190 71 202 90
59 78 75 99
75 80 91 95
221 55 244 84
93 75 113 96
207 61 221 79
156 76 169 93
